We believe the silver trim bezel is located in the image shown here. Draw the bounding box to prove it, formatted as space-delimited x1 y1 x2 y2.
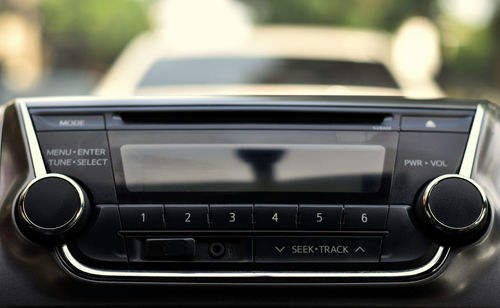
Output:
20 102 46 177
59 245 448 279
16 98 486 281
459 104 485 176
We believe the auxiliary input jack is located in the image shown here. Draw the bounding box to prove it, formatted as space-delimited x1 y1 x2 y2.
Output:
208 242 226 258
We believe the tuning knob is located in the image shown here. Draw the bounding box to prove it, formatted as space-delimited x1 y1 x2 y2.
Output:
416 174 489 245
16 174 91 243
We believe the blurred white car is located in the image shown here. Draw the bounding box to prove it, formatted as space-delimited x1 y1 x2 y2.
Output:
96 1 443 98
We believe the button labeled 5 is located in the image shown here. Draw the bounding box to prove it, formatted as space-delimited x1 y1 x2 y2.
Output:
299 205 342 230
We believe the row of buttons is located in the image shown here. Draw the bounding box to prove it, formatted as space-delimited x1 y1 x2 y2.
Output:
119 204 389 231
69 204 437 267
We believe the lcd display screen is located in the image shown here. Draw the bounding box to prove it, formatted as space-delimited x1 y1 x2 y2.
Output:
119 137 386 193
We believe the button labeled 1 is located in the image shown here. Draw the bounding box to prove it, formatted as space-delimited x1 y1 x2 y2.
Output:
210 204 253 229
255 204 297 230
343 205 388 230
164 204 209 230
119 204 165 230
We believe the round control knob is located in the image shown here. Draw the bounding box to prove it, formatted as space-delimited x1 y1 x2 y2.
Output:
416 174 489 245
17 174 91 243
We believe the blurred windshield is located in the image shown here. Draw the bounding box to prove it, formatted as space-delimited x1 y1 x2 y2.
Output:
0 0 498 101
138 58 399 87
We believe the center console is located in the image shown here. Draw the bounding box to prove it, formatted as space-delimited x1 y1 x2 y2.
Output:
3 96 491 285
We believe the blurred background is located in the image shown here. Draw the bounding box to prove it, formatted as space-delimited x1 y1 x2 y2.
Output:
0 0 499 102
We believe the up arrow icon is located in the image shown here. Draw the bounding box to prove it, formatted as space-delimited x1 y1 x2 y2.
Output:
425 119 437 128
355 246 366 253
275 246 286 253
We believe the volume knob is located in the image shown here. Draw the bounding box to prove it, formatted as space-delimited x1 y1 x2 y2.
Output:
416 174 489 244
17 174 91 243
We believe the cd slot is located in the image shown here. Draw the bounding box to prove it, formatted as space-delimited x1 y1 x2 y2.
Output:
108 110 396 130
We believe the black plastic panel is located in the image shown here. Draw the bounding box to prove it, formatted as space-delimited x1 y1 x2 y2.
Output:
2 97 499 307
66 204 127 268
390 132 469 204
37 131 117 203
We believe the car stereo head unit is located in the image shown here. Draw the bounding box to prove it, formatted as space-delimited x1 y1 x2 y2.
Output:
0 96 492 284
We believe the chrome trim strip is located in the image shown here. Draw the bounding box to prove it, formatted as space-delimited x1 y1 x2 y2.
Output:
459 104 485 177
22 95 478 109
19 97 488 281
19 100 47 177
0 104 5 156
59 245 448 279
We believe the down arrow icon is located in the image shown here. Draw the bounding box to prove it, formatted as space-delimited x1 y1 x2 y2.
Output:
275 246 286 253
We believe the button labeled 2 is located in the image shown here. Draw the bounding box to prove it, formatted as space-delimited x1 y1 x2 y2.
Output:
343 205 388 230
164 204 209 230
210 204 253 229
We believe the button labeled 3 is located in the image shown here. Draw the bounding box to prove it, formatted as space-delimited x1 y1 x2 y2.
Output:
210 204 253 229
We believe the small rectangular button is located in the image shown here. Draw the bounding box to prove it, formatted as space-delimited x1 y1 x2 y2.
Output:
299 205 342 230
164 204 209 230
343 205 388 230
143 238 195 260
254 204 297 230
33 115 105 131
255 236 381 263
119 204 165 230
401 116 472 133
210 204 253 229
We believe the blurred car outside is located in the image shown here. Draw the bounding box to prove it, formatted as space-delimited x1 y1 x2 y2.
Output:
95 0 444 98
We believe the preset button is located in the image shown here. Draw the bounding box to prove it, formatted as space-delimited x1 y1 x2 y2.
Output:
254 204 297 230
343 205 388 230
119 204 165 230
164 204 209 230
299 205 342 230
210 204 253 229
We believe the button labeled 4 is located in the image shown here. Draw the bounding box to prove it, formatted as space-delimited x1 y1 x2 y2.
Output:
255 204 297 230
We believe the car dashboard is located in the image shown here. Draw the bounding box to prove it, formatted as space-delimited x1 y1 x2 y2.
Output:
0 95 500 307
